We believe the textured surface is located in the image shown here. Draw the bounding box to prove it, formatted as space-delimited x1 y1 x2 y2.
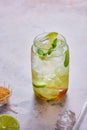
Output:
0 0 87 129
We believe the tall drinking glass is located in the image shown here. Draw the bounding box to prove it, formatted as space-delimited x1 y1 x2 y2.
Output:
31 32 69 100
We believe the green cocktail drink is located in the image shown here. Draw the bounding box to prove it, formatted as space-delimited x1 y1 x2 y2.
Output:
31 32 69 100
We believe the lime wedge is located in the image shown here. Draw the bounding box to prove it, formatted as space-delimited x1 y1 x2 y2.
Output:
0 114 20 130
45 32 58 43
64 50 69 67
33 81 46 88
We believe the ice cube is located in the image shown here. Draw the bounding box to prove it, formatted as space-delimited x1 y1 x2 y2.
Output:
55 110 76 130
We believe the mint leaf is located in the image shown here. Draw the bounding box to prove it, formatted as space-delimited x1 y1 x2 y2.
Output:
48 48 53 55
37 48 47 60
47 38 57 55
64 50 69 67
52 38 57 48
37 48 44 55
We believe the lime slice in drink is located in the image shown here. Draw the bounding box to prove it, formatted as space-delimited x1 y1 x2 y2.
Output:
0 114 20 130
33 81 46 88
64 50 69 67
45 32 58 43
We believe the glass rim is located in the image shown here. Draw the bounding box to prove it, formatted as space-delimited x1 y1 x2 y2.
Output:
33 32 67 50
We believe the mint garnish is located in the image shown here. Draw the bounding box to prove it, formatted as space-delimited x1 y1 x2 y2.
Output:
37 48 44 55
37 48 47 60
48 38 57 55
47 48 53 55
64 50 69 67
37 38 58 59
52 38 57 48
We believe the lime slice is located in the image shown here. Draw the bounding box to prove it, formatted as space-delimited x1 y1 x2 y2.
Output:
64 50 69 67
0 114 20 130
33 81 46 88
45 32 58 43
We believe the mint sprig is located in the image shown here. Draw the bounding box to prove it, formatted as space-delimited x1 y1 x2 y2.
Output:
37 38 58 59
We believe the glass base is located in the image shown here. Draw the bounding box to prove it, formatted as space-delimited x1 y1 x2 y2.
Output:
34 88 68 101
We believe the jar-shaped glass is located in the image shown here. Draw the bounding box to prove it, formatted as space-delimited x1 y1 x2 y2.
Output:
31 32 69 100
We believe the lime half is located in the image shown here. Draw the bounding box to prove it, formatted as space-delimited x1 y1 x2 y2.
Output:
45 32 58 43
0 114 20 130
